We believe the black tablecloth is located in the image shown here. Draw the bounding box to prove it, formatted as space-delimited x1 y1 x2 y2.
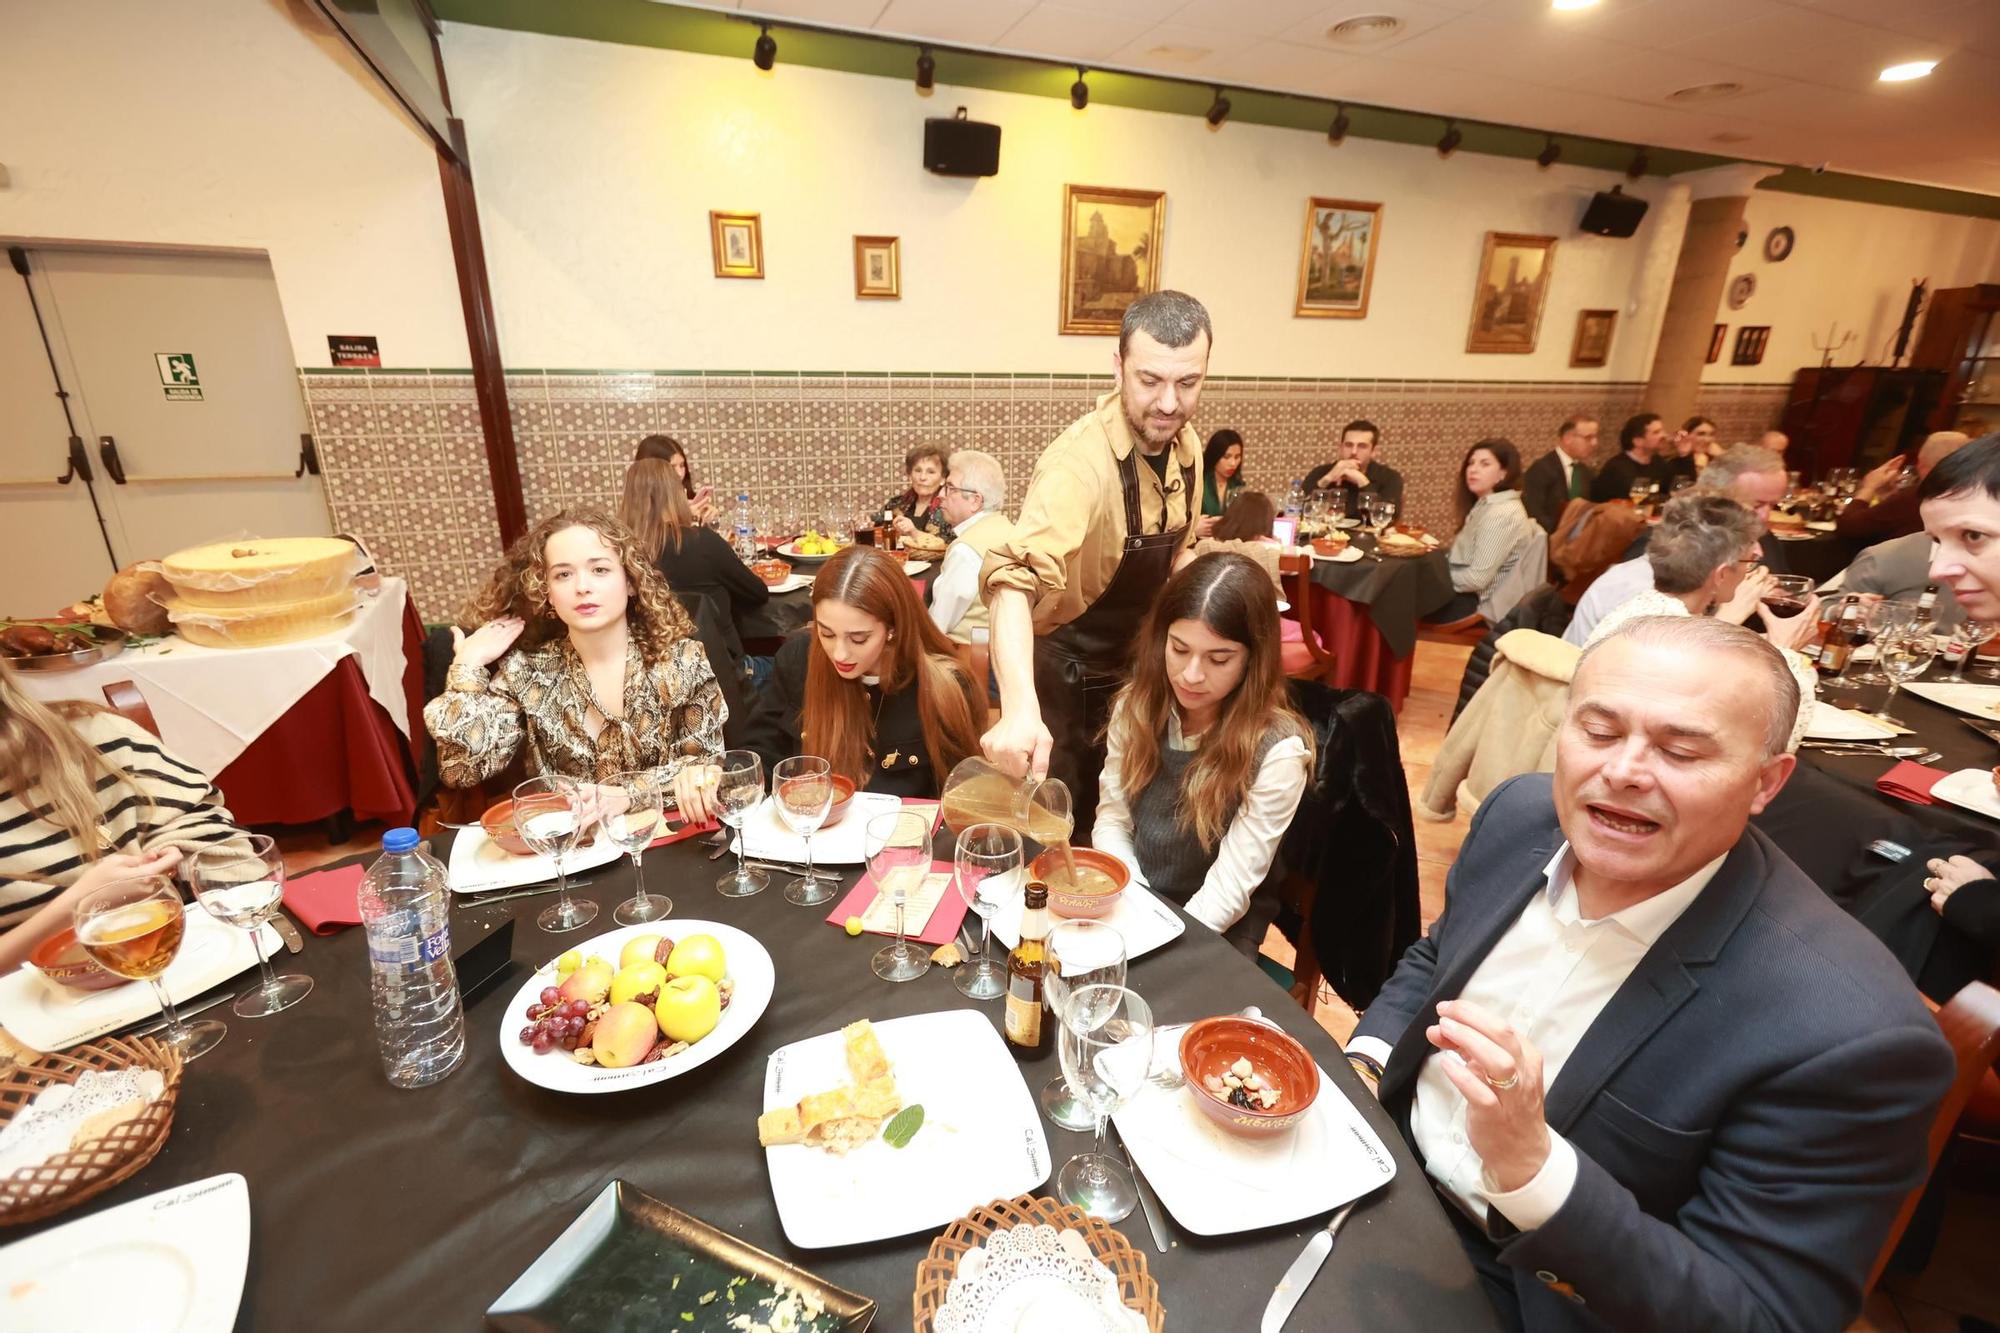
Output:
1307 539 1455 659
1767 531 1860 585
17 835 1501 1332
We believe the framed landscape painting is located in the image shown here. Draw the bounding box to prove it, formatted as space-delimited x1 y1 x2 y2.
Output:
710 211 763 279
1465 232 1556 354
1296 198 1381 319
853 235 900 300
1059 184 1164 335
1569 309 1617 368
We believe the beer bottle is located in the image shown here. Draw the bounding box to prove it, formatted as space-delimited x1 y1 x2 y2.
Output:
1004 882 1051 1059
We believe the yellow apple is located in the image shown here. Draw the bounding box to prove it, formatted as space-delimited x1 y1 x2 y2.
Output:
655 975 720 1044
592 1002 659 1068
666 934 726 984
609 960 667 1007
619 935 666 971
556 956 613 1005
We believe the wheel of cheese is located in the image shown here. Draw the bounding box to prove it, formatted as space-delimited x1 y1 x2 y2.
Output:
161 587 359 649
160 537 358 609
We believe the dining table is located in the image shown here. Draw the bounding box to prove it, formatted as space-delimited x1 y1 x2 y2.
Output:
4 828 1504 1332
1304 535 1456 713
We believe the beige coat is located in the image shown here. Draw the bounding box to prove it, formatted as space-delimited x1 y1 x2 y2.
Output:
1417 629 1579 823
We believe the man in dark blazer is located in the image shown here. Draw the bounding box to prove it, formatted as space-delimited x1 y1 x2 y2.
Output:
1345 616 1951 1333
1521 416 1599 533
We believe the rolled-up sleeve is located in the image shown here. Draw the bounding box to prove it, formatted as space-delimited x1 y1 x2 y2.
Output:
980 455 1095 614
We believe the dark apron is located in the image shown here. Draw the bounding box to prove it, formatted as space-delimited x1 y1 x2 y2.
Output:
1035 446 1190 840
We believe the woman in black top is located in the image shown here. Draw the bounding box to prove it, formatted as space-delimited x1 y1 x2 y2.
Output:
882 443 955 544
634 433 715 525
618 459 767 670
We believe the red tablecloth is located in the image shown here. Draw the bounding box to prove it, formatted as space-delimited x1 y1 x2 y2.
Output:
1309 584 1416 713
213 599 425 827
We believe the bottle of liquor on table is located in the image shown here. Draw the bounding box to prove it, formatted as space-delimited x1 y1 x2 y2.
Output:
1816 599 1863 674
1004 881 1052 1059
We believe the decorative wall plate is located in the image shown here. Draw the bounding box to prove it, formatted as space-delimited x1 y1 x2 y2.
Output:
1764 226 1795 262
1727 273 1757 309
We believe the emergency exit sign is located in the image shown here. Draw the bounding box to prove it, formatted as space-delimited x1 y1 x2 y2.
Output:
156 351 202 401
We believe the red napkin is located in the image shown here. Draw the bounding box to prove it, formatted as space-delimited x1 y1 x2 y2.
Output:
1877 760 1947 805
649 818 718 850
283 862 366 936
824 858 970 945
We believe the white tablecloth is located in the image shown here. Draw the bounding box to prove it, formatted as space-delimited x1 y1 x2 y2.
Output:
18 578 415 778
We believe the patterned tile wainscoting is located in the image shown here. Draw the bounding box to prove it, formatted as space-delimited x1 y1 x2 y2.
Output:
301 370 1790 621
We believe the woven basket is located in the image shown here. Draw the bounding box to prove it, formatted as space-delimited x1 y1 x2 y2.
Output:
0 1035 183 1226
913 1194 1165 1332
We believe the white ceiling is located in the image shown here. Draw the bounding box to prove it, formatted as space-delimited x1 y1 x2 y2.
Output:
674 0 2000 198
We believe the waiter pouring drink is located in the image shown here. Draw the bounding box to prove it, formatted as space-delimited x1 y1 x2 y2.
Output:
978 291 1209 835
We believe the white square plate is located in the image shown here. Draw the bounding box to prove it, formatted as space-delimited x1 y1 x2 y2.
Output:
0 1172 249 1332
988 878 1186 961
447 824 625 895
1929 769 2000 822
0 913 278 1051
1904 682 2000 720
1112 1066 1397 1236
762 1010 1050 1249
733 790 905 866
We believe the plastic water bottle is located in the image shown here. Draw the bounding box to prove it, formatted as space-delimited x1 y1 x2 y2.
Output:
357 827 465 1089
1283 479 1305 518
733 492 757 561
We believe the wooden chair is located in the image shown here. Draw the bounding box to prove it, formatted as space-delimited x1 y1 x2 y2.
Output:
100 680 160 737
1866 981 2000 1292
1278 566 1338 684
1417 612 1490 649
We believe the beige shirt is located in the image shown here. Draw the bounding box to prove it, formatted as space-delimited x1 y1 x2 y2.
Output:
933 509 1018 645
981 390 1201 633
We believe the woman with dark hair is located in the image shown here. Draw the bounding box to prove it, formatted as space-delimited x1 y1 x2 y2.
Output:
1667 414 1717 486
883 444 955 545
1093 552 1313 955
618 458 768 671
729 546 987 803
1198 429 1245 536
634 434 714 524
1210 490 1278 543
1425 437 1540 623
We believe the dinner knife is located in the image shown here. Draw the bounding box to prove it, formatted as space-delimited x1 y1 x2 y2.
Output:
1110 1122 1169 1253
1259 1199 1361 1333
271 912 305 955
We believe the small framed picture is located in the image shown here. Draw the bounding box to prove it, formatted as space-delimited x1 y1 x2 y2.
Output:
1569 309 1617 368
853 235 900 300
1732 325 1771 366
1295 198 1382 319
1707 323 1728 365
710 211 763 279
1465 231 1557 354
1059 184 1165 336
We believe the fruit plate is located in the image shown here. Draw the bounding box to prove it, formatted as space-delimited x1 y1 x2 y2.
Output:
488 1179 874 1333
763 1010 1051 1249
498 921 775 1095
778 541 848 562
0 1171 248 1331
447 823 625 896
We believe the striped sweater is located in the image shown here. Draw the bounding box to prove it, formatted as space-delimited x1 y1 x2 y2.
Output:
0 713 251 930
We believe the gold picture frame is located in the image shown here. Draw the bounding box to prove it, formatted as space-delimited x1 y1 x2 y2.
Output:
853 235 900 300
710 211 764 279
1707 323 1728 365
1059 184 1165 336
1569 309 1617 368
1465 231 1557 354
1295 198 1381 319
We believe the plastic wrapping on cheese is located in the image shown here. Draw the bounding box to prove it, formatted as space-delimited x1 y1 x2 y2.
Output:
161 588 360 649
155 538 361 609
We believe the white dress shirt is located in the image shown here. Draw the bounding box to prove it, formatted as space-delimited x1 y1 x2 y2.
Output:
1348 844 1723 1229
1093 706 1310 933
1562 554 1654 647
927 508 992 642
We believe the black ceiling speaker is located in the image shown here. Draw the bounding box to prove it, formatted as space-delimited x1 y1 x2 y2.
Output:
924 107 1000 177
1579 186 1648 238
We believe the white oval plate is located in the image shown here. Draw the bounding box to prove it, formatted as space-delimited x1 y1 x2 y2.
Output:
1310 547 1364 564
498 919 774 1094
777 541 846 561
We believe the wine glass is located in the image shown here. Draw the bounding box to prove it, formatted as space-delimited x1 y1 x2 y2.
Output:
863 809 933 983
1041 919 1128 1131
74 876 226 1060
953 823 1023 1000
713 749 769 897
1876 630 1940 724
603 771 671 924
1759 574 1816 620
774 755 836 906
1372 498 1399 537
513 775 597 933
186 835 311 1018
1948 621 1998 680
1626 480 1651 508
1055 984 1154 1222
1849 599 1926 686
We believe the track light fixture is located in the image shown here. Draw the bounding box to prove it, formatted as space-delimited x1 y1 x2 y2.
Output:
1437 119 1462 157
1327 103 1350 145
915 46 934 90
1070 67 1089 110
1627 146 1650 178
752 23 776 71
1205 86 1232 127
1536 134 1561 168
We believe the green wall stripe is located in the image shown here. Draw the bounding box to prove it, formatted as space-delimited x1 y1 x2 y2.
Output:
433 0 2000 220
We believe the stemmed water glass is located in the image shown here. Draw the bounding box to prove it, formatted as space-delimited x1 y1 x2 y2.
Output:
1849 599 1928 687
1876 630 1940 724
514 774 596 933
74 876 227 1060
1055 984 1154 1222
604 771 671 924
863 809 933 983
953 823 1023 1000
1041 919 1128 1132
774 755 836 906
186 835 312 1018
714 749 769 897
1950 621 1998 680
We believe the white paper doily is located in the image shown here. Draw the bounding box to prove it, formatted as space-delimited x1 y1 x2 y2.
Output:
934 1223 1147 1333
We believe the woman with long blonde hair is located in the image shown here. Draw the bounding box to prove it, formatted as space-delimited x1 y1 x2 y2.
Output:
0 658 251 970
722 546 985 803
424 508 726 813
618 458 768 674
1094 552 1314 955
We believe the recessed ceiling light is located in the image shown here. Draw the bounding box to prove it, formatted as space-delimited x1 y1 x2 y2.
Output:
1325 15 1404 45
1879 60 1937 82
1551 0 1600 11
1667 81 1743 103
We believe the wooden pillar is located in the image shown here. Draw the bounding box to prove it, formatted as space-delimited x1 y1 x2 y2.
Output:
1645 166 1782 429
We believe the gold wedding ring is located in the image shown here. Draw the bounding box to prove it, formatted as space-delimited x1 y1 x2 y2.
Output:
1486 1070 1520 1091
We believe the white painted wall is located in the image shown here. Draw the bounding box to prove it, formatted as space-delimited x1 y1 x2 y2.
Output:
0 0 468 369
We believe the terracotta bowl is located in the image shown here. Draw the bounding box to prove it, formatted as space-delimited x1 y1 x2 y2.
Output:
1028 847 1129 919
822 774 858 826
1310 535 1349 556
480 798 536 856
1179 1016 1319 1138
29 927 124 994
750 558 792 586
882 548 910 566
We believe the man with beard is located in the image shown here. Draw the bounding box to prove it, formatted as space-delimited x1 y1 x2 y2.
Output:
979 290 1208 831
